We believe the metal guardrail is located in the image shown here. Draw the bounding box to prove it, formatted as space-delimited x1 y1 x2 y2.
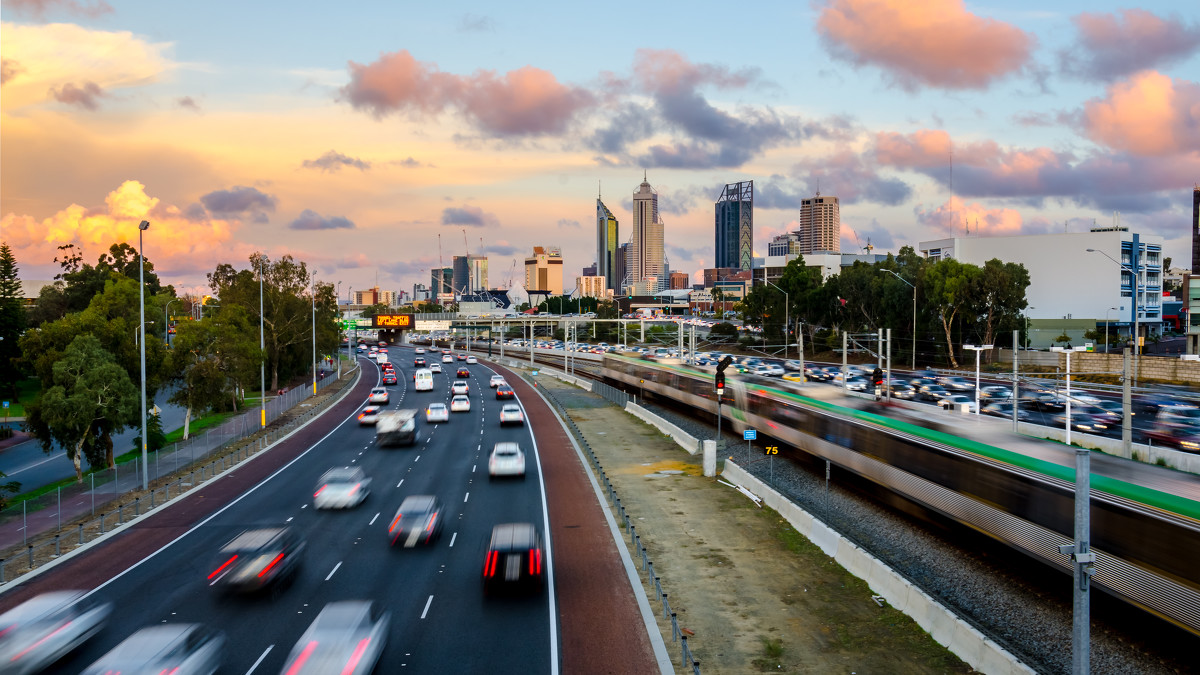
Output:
537 383 701 675
591 381 631 408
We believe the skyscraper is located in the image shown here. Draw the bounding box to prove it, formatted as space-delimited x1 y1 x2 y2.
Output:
615 243 629 294
797 192 840 254
597 196 619 292
629 173 665 290
430 267 453 297
524 246 564 295
452 255 488 294
1192 185 1200 274
715 181 753 271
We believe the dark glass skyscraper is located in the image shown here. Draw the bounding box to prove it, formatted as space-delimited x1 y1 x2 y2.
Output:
597 198 619 291
715 181 753 271
1192 185 1200 273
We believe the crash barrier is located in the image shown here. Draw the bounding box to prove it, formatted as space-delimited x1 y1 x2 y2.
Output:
720 461 1034 675
0 363 360 584
591 381 632 408
625 402 702 456
538 383 701 675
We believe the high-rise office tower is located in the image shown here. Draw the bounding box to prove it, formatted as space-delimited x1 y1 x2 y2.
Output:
629 173 665 289
797 192 840 254
524 246 564 296
1192 185 1200 274
597 196 619 291
715 181 753 271
430 267 453 297
615 243 629 294
452 255 488 294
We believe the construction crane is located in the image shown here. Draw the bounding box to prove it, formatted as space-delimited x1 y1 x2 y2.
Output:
507 259 517 288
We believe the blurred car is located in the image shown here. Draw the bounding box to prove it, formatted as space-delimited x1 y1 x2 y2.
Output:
783 359 804 372
918 384 951 402
0 591 112 675
1021 390 1066 412
450 395 471 412
940 376 974 391
456 354 467 361
488 442 526 479
781 372 806 384
425 402 449 423
80 624 224 675
496 384 515 400
415 347 426 354
939 394 978 413
499 403 525 426
490 375 506 388
413 357 427 368
442 354 454 363
429 363 442 374
278 601 389 675
368 387 388 404
889 383 917 400
208 527 305 595
388 495 444 547
456 367 471 378
382 373 397 386
982 400 1032 421
1052 409 1117 437
804 366 831 382
844 377 869 392
482 523 544 595
751 364 785 377
314 467 371 510
358 406 381 425
466 356 478 364
1094 400 1128 417
451 381 469 396
979 385 1011 401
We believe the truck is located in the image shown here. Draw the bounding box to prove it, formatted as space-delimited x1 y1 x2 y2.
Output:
375 409 418 447
376 352 389 365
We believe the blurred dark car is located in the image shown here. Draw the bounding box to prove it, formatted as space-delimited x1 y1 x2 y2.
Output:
982 401 1032 421
939 376 974 391
80 624 224 675
208 527 305 596
496 384 515 399
1022 391 1067 412
382 373 397 386
456 367 471 378
388 495 444 548
918 384 951 402
0 591 112 675
482 523 545 595
1052 409 1119 437
888 383 917 400
413 357 427 368
277 601 389 675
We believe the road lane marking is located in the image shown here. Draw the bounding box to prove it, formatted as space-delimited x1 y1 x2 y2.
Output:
397 479 404 487
414 455 420 462
472 464 476 473
286 516 294 522
463 492 469 503
449 532 457 547
369 512 380 525
325 561 342 581
420 595 434 619
245 645 273 675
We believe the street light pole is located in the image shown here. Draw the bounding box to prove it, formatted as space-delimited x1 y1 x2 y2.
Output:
311 280 317 395
764 280 789 361
259 258 266 429
1087 248 1140 359
882 269 916 370
137 220 150 491
163 299 177 348
337 281 342 380
963 344 993 416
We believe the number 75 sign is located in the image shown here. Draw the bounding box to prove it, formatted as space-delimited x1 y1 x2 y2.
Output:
765 445 778 455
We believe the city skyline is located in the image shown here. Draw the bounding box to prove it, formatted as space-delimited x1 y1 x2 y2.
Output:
2 1 1199 296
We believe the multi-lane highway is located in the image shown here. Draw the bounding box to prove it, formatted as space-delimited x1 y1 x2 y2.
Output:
8 347 568 674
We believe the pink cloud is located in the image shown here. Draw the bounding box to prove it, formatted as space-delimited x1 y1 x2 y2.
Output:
340 50 593 136
632 48 759 95
816 0 1033 90
50 81 106 110
2 0 113 19
1081 70 1200 157
1061 9 1200 81
914 197 1024 236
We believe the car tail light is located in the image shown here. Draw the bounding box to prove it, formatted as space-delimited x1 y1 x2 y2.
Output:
389 514 403 533
258 553 285 578
209 554 238 579
424 512 438 532
484 550 498 577
284 641 319 675
348 483 361 496
530 548 542 576
11 620 72 661
341 638 372 675
314 485 326 498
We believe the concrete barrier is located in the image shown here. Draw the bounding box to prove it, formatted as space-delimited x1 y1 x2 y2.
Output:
624 402 701 455
720 461 1034 675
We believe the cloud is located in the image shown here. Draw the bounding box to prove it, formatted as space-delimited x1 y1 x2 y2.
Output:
1 180 240 274
844 218 896 250
556 218 580 228
587 103 657 155
1059 10 1200 82
1 59 23 85
791 150 912 205
176 96 199 111
1080 70 1200 157
302 150 371 172
340 49 594 136
441 205 498 227
50 81 105 110
289 209 355 230
199 186 278 224
914 197 1024 235
481 242 520 256
816 0 1033 90
2 0 113 19
458 13 496 32
394 157 424 168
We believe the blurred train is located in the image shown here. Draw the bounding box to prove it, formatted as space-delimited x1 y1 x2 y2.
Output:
600 353 1200 636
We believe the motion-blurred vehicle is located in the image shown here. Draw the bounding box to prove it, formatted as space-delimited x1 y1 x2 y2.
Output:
415 347 425 354
450 395 471 412
429 363 442 374
918 384 951 402
368 387 388 404
781 372 806 384
466 356 478 364
456 367 470 378
1145 405 1200 452
889 383 917 400
844 377 869 392
314 467 370 509
499 403 525 426
80 624 224 675
0 591 112 675
451 381 469 396
375 410 418 447
939 376 974 392
751 364 784 377
456 354 467 361
277 601 390 675
442 354 454 363
939 394 978 413
490 375 506 388
783 359 804 372
488 442 526 479
382 373 397 386
425 402 449 423
496 384 515 400
482 523 544 595
982 401 1032 421
1051 409 1117 437
388 495 444 547
979 385 1012 401
357 406 381 425
413 357 427 368
209 527 305 596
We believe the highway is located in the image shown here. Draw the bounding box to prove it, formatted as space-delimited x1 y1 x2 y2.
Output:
24 348 559 674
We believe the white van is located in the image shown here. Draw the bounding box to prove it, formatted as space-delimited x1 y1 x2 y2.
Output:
413 368 434 392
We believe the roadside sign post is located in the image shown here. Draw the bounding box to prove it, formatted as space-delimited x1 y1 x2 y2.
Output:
3 400 8 426
743 428 757 463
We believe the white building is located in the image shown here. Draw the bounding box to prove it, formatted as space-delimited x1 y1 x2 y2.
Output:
576 275 611 299
524 246 564 296
919 230 1163 346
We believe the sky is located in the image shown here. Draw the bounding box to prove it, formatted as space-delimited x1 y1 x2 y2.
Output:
3 0 1199 300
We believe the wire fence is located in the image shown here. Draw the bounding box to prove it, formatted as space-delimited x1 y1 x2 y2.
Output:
537 382 701 675
0 365 357 580
590 381 632 408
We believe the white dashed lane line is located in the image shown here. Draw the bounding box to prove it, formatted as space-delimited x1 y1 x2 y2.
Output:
325 561 342 581
397 479 404 488
463 492 469 503
244 645 274 675
449 532 457 548
369 512 380 526
420 595 434 619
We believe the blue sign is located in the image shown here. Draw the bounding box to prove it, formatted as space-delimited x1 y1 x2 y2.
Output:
743 429 757 441
1 401 8 409
532 370 539 376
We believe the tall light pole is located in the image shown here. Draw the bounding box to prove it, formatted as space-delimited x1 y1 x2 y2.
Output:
1050 343 1094 675
311 279 318 395
163 300 177 348
882 269 916 371
963 344 993 416
1104 306 1119 353
259 257 266 429
764 279 789 361
336 281 343 379
137 219 150 491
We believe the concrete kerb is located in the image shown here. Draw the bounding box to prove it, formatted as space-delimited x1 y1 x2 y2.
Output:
624 402 701 456
0 366 363 593
719 460 1034 675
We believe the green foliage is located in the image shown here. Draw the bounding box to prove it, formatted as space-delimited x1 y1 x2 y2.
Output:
1054 332 1072 345
359 303 391 319
709 322 739 338
169 306 262 420
0 242 25 398
131 411 167 452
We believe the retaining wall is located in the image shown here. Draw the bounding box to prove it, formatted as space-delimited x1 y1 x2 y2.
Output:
625 402 701 455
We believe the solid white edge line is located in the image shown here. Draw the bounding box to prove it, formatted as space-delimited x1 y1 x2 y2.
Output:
420 594 434 619
244 644 274 675
325 561 342 581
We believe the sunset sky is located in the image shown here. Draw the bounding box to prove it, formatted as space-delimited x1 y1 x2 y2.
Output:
3 0 1199 299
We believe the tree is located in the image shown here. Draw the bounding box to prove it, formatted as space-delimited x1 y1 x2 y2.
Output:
596 299 618 320
168 307 261 438
360 303 391 320
35 335 138 480
0 242 25 399
924 258 980 368
969 259 1030 349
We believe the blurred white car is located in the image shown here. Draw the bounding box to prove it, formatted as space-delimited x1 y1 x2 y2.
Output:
415 347 426 354
499 403 524 426
358 406 381 425
466 356 477 364
81 624 224 675
442 354 454 363
368 387 388 404
278 601 389 675
451 381 469 396
0 591 112 675
488 442 526 479
314 467 371 509
489 375 506 388
940 394 979 413
429 363 442 374
450 395 471 412
426 402 449 423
